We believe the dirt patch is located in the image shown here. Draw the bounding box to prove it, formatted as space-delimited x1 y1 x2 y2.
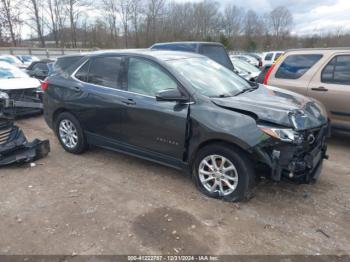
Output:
132 207 219 254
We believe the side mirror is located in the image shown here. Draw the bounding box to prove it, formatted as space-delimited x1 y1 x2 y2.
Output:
156 89 189 102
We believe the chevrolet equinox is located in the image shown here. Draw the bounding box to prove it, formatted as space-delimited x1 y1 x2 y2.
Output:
43 50 330 202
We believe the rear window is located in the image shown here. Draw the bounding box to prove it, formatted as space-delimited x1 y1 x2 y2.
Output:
54 56 83 72
322 55 350 85
151 43 197 52
264 53 273 61
200 45 233 70
275 54 322 80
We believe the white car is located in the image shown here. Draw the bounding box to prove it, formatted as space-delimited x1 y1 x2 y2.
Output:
230 54 259 67
16 55 40 67
261 51 284 67
230 58 261 81
0 62 42 117
0 55 26 69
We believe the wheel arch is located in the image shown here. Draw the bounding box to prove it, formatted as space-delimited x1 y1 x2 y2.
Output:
188 138 253 170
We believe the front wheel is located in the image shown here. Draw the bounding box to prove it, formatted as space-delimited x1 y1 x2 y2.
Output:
193 143 256 202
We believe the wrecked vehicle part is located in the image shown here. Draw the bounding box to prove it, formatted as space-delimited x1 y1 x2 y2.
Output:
252 123 330 183
0 109 50 167
0 88 43 117
0 61 43 117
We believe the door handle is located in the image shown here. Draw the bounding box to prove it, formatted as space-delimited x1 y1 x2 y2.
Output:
311 86 328 92
121 98 136 105
73 86 82 92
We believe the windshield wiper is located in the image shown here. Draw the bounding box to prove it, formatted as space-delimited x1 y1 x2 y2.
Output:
210 94 233 98
234 85 259 96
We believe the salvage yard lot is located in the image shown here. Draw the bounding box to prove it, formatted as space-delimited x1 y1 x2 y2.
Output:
0 116 349 255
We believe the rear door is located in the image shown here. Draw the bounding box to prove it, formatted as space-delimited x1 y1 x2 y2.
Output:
308 54 350 129
72 55 128 141
119 56 189 164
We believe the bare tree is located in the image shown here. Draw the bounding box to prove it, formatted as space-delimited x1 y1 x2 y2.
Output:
268 6 293 47
26 0 46 47
118 0 132 48
146 0 165 43
66 0 89 47
0 0 21 46
102 0 118 45
130 0 143 47
46 0 66 47
223 4 243 36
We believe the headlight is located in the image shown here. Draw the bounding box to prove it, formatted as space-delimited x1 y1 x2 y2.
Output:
258 125 302 143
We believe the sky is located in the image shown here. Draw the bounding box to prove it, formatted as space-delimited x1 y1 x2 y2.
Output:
174 0 350 35
22 0 350 38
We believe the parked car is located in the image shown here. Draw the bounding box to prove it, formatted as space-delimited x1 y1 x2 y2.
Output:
230 57 261 82
43 50 329 202
261 51 284 67
16 55 40 67
0 55 26 69
0 61 42 117
26 59 55 80
263 48 350 133
231 54 260 68
150 42 235 71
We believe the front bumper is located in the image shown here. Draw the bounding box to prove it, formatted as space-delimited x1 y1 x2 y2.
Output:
255 123 330 183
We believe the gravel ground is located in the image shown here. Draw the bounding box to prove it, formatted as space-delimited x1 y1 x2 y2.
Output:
0 115 349 256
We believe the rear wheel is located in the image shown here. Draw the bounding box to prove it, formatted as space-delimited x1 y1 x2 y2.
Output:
55 112 87 154
193 143 255 202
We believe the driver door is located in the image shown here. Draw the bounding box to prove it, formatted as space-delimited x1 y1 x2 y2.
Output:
119 57 189 164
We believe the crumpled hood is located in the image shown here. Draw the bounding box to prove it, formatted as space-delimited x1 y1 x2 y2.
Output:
0 77 41 90
211 85 328 130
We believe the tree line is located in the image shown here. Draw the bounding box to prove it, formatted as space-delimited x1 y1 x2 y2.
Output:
0 0 349 51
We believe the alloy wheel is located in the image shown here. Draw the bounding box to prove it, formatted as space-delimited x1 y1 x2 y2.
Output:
198 154 239 196
59 119 78 149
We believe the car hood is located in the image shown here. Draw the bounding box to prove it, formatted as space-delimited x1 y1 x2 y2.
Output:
0 77 41 90
211 85 328 130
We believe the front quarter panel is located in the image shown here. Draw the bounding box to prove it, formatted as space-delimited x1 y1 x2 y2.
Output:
188 99 268 161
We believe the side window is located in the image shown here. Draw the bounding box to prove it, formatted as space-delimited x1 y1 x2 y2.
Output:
75 61 90 82
264 53 273 61
322 55 350 84
275 54 322 79
127 58 177 97
88 57 123 89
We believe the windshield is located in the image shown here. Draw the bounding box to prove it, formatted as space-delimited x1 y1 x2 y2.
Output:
0 56 22 64
0 63 29 79
169 57 251 97
232 59 260 74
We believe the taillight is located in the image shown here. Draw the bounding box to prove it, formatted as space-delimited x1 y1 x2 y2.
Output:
41 80 49 91
263 64 275 85
263 54 284 85
258 60 262 68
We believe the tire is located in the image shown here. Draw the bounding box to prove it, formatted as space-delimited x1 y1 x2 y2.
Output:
192 143 256 202
55 112 87 154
